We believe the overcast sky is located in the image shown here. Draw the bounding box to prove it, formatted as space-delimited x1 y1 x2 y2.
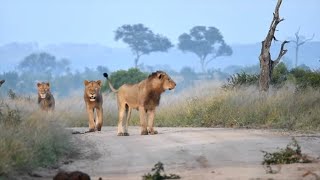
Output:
0 0 319 48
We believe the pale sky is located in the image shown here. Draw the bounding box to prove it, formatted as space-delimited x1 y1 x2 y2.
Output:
0 0 319 47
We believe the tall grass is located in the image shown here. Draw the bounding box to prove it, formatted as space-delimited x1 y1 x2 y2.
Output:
50 81 319 131
156 82 320 131
0 98 73 177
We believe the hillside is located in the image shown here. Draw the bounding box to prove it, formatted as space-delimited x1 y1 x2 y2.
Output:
1 41 319 73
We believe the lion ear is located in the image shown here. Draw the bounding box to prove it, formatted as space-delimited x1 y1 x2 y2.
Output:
84 80 89 86
158 74 163 79
96 80 102 86
37 82 41 87
46 82 50 87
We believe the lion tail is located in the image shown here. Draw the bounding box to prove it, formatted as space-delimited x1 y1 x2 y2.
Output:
103 73 118 93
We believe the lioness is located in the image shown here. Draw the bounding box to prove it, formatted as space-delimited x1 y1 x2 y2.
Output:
84 80 103 132
103 71 176 136
0 80 5 87
37 82 55 111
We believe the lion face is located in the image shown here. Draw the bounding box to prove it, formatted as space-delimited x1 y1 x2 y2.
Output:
158 73 176 91
84 80 102 102
37 82 51 99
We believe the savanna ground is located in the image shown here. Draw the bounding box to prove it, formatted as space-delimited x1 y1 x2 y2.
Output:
1 81 320 179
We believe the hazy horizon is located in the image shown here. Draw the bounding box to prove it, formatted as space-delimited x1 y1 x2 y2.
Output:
1 0 319 48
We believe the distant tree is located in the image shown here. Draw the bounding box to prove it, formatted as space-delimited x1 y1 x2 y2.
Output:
96 66 110 75
18 52 56 74
178 26 232 73
114 24 173 68
18 52 70 76
102 68 148 92
291 28 314 68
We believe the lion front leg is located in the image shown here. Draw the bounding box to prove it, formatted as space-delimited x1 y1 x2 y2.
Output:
86 106 95 132
139 107 148 135
96 106 103 131
147 110 158 135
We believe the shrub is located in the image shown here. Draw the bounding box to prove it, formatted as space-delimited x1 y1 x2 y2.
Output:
262 138 312 166
142 162 180 180
222 72 259 89
102 68 148 92
0 101 73 176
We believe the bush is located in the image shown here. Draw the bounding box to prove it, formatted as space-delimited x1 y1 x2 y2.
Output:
0 101 73 176
102 68 148 92
262 137 312 165
290 68 320 90
222 72 259 89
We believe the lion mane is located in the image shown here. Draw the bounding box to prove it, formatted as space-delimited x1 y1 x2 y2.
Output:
103 71 176 136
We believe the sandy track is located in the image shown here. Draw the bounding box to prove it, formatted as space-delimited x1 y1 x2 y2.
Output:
39 127 320 180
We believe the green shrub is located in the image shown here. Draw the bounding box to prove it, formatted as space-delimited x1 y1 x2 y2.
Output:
0 102 73 176
290 68 320 89
102 68 148 92
222 72 259 89
262 138 312 165
142 162 180 180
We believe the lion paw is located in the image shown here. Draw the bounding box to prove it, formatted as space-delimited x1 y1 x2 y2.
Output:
117 132 124 136
141 130 148 135
149 130 158 135
85 129 95 133
123 132 130 136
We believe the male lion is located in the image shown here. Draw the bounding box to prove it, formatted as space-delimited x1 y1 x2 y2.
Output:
37 82 55 111
0 80 5 87
103 71 176 136
84 80 103 132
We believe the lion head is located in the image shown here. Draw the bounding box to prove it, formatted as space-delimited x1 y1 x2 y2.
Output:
147 71 176 92
84 80 102 102
37 82 51 99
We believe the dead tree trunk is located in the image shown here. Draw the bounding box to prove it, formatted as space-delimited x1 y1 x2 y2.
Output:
259 0 289 91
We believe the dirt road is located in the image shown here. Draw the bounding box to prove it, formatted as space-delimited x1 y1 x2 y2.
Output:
42 127 320 179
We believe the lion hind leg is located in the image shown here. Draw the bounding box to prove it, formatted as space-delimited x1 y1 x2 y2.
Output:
124 105 131 136
117 106 126 136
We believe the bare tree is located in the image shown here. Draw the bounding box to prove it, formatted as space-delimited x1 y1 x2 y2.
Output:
292 28 315 68
259 0 289 91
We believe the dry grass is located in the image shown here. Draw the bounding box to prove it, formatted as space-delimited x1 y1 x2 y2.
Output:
0 97 73 176
0 80 318 176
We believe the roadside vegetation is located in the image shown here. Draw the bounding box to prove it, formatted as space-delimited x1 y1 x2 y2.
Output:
0 98 74 178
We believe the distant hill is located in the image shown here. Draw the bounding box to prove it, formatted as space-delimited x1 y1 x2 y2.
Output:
1 41 319 73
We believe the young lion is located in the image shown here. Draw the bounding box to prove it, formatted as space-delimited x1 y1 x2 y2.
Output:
37 82 55 111
103 71 176 136
83 80 103 132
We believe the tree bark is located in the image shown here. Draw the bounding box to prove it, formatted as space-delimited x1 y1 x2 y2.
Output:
259 0 289 92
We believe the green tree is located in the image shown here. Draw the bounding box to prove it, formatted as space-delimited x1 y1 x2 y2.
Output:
102 68 148 92
114 24 173 68
18 52 70 76
178 26 232 73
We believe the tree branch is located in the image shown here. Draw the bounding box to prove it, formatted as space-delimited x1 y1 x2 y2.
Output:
273 40 290 67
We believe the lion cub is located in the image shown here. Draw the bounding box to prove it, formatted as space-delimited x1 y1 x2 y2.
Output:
37 82 55 111
83 80 103 132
